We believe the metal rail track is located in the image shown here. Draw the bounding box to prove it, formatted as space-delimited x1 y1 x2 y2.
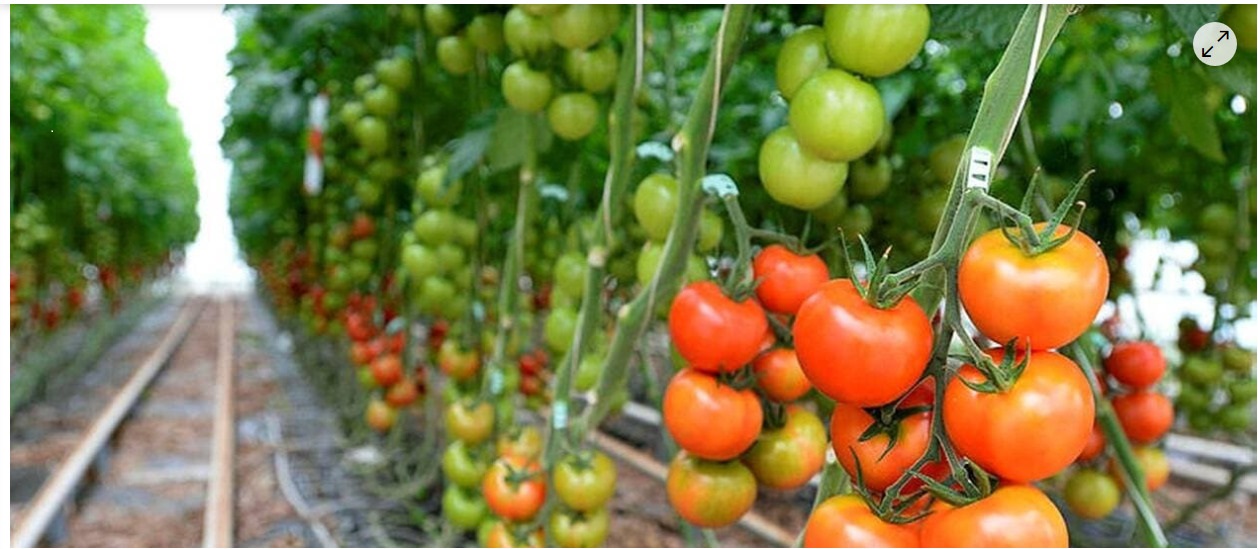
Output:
11 298 241 549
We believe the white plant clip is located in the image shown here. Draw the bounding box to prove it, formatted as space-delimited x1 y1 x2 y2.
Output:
967 147 993 190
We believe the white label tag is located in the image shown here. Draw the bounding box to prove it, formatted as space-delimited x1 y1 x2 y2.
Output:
552 400 569 430
488 369 504 396
967 147 993 190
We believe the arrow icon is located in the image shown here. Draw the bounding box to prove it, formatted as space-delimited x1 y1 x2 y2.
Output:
1219 30 1231 41
1202 46 1214 57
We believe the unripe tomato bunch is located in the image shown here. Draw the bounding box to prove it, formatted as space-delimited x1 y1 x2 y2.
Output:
1174 317 1256 436
1063 340 1174 520
428 4 620 143
759 4 930 219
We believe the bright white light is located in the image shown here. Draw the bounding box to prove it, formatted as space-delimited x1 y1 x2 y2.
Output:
1108 101 1124 119
143 5 253 295
1232 94 1248 114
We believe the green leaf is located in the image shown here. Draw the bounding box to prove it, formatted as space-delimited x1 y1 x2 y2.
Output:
485 109 552 173
928 5 1026 47
1207 51 1257 99
1151 63 1225 162
1164 4 1219 42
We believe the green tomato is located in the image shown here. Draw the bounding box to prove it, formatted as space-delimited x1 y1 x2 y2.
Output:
443 485 488 531
466 13 505 53
636 241 708 286
550 507 610 549
1223 346 1255 373
424 4 458 37
1064 469 1121 520
839 204 873 237
929 135 968 186
348 260 373 284
849 155 892 198
442 441 489 489
1200 203 1237 236
1220 403 1253 432
758 126 848 210
354 74 378 96
1228 377 1257 404
350 239 377 261
553 451 617 512
632 173 679 241
402 244 440 282
363 85 400 118
554 252 587 298
1177 382 1212 412
436 244 467 273
1196 235 1230 263
575 352 604 392
564 43 618 94
698 210 723 253
1188 408 1215 433
374 57 413 91
455 217 479 248
413 209 456 246
354 179 382 208
437 35 475 76
545 307 578 354
356 366 379 390
502 61 554 114
824 4 931 78
339 101 365 126
549 4 618 50
916 189 949 232
417 165 463 208
776 26 829 100
504 7 553 59
1182 356 1224 386
354 116 389 156
809 191 848 227
547 92 600 141
788 69 884 162
417 277 457 317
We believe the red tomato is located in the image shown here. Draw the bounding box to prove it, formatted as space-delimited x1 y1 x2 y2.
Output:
668 281 768 373
370 353 404 386
1077 421 1106 462
803 495 918 548
663 368 762 461
385 377 420 407
920 485 1068 547
483 455 546 521
1112 391 1174 444
792 279 932 406
1105 341 1166 389
944 349 1094 482
831 401 936 492
752 245 830 315
752 348 812 402
958 224 1109 350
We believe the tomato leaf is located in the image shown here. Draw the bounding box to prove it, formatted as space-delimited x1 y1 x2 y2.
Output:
1163 4 1219 42
928 5 1025 48
1151 63 1225 163
1206 51 1257 99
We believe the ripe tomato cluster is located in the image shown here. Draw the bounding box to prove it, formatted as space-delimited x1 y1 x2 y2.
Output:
662 245 829 528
